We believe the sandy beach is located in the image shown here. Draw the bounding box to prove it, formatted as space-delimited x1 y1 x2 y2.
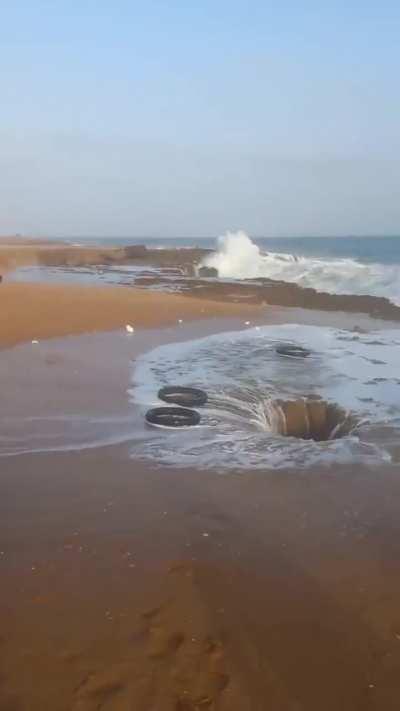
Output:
0 281 262 347
1 241 400 709
4 0 400 704
3 446 400 711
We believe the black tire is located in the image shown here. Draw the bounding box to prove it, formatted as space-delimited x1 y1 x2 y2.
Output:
158 386 208 407
276 344 311 359
145 406 201 428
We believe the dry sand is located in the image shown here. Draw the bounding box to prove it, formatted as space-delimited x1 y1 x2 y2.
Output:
1 240 400 709
0 236 262 348
0 282 260 347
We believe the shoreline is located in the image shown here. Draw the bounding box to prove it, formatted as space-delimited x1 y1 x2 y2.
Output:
2 240 400 334
3 309 395 461
2 242 400 708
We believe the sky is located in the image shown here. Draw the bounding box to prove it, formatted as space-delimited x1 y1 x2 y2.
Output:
1 0 399 238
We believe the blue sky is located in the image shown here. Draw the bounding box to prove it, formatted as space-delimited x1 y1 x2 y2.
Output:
1 1 399 237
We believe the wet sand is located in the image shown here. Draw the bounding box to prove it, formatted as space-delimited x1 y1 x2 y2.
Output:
0 318 400 709
2 446 400 710
1 241 400 708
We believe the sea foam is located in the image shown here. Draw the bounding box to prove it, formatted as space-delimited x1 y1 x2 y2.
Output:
201 231 400 305
129 323 400 471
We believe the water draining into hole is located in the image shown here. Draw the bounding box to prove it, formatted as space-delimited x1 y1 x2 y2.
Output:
263 398 358 441
130 323 400 470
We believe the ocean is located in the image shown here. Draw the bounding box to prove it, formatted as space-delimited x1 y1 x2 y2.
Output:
73 233 400 305
73 234 400 264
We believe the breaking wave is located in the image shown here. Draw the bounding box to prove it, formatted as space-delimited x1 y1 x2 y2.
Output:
201 231 400 305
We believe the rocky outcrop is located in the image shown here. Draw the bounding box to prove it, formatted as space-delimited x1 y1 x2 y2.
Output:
123 245 148 259
198 265 219 278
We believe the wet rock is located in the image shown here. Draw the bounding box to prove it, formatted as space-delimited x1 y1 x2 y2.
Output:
123 245 148 258
198 266 219 278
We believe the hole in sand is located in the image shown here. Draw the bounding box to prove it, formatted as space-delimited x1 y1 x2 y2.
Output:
264 397 358 442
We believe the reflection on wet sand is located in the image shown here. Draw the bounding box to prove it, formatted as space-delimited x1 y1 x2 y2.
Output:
2 448 400 709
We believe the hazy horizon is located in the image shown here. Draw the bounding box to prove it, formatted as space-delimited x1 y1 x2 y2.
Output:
8 233 397 245
2 1 400 238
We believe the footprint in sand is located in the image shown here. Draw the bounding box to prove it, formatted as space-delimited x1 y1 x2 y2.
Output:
73 564 230 710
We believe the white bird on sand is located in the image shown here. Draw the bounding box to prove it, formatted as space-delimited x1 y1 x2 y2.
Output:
125 324 134 333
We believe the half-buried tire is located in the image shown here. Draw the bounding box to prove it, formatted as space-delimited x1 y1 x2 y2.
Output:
158 386 208 407
145 406 201 428
276 344 311 359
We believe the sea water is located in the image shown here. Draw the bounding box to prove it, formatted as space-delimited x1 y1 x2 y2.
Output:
129 323 400 471
199 232 400 305
8 232 400 306
62 232 400 305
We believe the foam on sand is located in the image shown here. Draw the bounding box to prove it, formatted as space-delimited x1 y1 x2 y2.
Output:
130 323 400 470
